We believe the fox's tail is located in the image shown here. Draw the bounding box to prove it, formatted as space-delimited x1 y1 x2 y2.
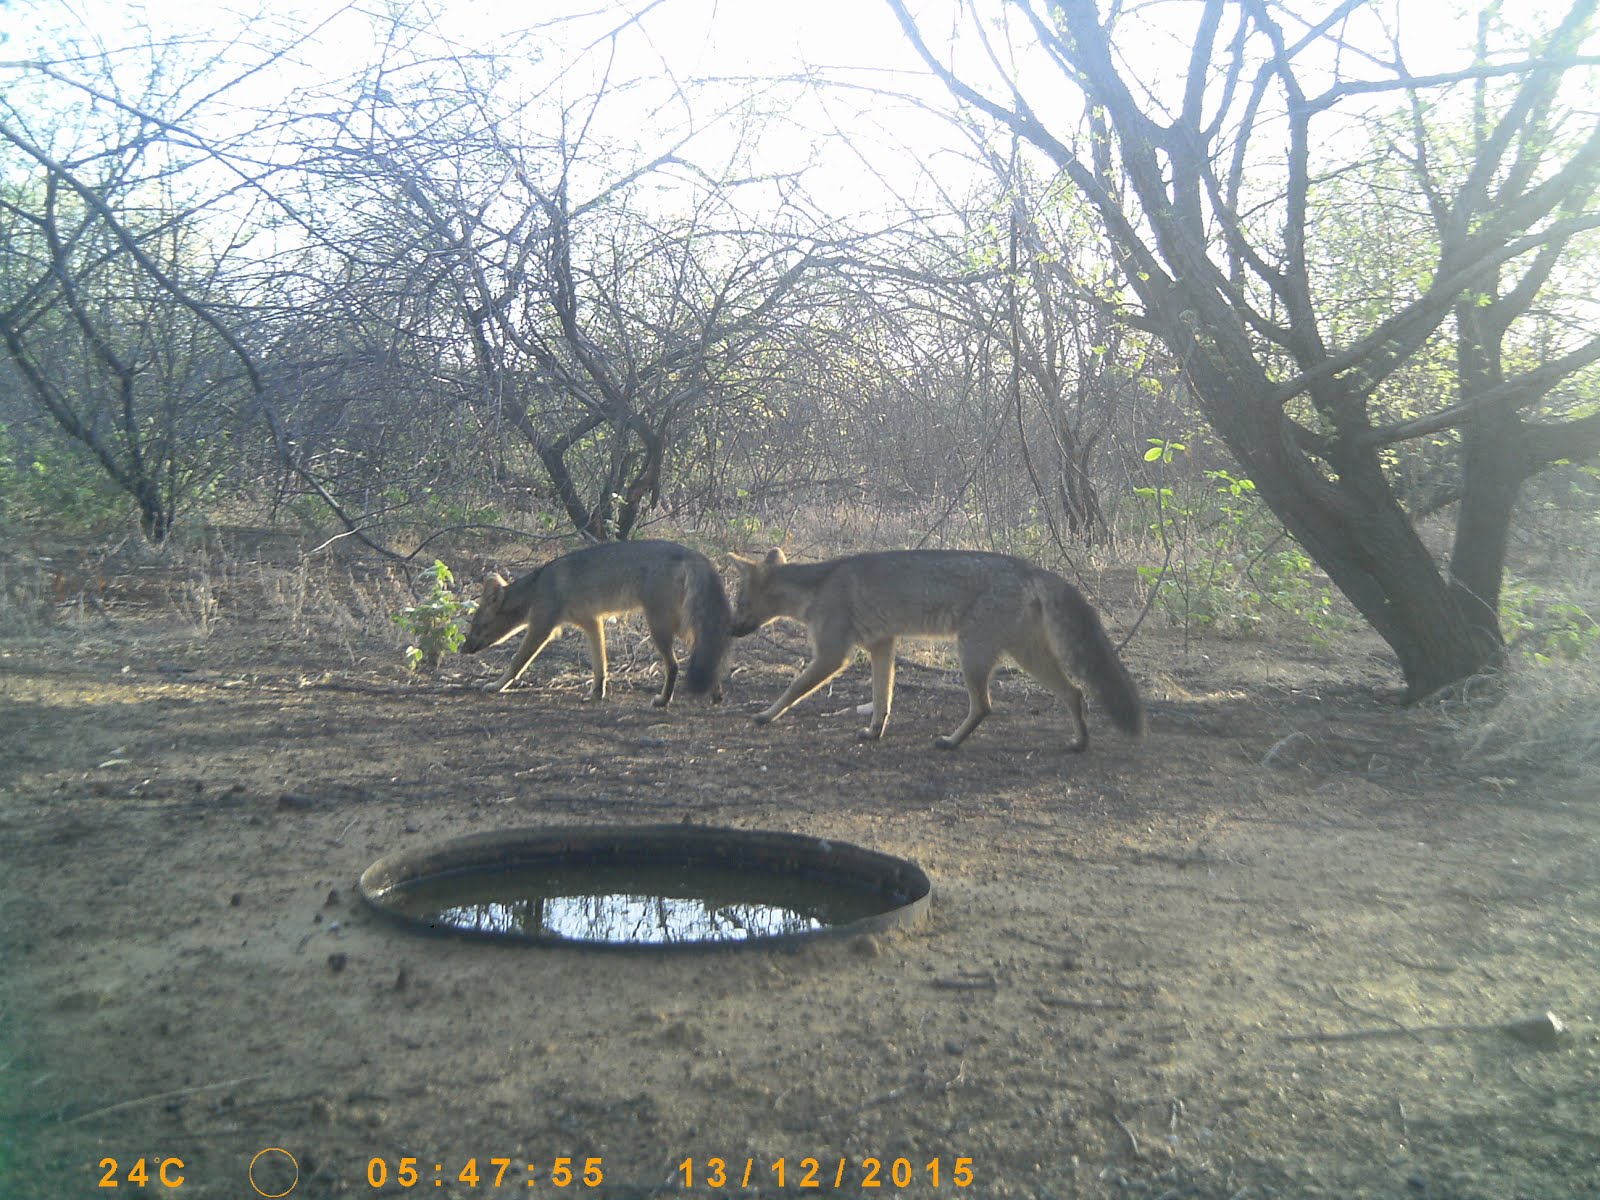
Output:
684 559 734 698
1041 577 1147 738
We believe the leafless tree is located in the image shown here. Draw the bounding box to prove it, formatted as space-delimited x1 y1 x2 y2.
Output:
812 176 1174 553
0 17 407 550
889 0 1600 696
293 15 847 541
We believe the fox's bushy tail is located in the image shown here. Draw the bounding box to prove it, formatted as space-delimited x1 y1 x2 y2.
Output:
684 560 734 698
1042 578 1147 738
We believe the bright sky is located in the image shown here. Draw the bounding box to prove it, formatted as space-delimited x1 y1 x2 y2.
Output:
6 0 1544 227
4 0 969 223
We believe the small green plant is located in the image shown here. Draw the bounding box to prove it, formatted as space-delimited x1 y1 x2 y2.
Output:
0 423 126 531
1135 438 1348 644
726 511 765 542
1499 580 1600 664
418 487 504 528
392 560 468 673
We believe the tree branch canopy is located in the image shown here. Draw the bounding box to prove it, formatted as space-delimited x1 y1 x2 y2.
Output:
885 0 1600 695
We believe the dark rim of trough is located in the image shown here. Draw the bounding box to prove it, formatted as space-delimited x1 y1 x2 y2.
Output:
358 823 933 952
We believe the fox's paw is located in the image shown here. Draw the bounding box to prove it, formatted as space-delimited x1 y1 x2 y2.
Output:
933 735 962 750
753 711 776 726
481 680 508 694
857 726 884 742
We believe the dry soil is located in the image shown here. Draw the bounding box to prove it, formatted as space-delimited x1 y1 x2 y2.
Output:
1 531 1595 1200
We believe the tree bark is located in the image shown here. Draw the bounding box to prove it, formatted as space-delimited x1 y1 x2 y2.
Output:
1187 350 1495 699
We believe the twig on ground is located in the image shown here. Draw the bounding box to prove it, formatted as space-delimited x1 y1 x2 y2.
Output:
66 1074 271 1124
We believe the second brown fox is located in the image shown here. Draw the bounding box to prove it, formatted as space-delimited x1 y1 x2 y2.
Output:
729 547 1145 750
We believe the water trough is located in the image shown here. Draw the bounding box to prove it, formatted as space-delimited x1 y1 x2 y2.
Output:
359 823 932 951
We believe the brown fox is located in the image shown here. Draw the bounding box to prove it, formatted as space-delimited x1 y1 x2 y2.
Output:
730 547 1145 750
462 540 732 706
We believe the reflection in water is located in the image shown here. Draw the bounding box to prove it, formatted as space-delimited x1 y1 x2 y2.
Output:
387 863 904 945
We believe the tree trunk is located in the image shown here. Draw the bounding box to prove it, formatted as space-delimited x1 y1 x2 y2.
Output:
1054 410 1107 541
1196 366 1496 699
133 478 171 543
1445 307 1520 651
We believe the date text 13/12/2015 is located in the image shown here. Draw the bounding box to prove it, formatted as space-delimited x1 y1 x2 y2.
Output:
678 1156 976 1189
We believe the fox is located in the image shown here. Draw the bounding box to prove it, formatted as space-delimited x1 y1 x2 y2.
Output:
729 547 1146 751
462 540 732 706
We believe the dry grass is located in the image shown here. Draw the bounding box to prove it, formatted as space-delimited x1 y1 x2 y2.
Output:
1435 562 1600 781
1456 658 1600 780
0 525 420 670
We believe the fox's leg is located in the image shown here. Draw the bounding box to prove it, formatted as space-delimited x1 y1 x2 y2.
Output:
859 637 896 740
755 632 851 726
485 618 558 693
937 635 1000 749
646 615 679 708
1008 632 1089 752
574 616 608 701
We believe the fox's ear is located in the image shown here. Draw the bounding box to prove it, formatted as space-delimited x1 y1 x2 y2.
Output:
483 572 509 593
764 547 787 566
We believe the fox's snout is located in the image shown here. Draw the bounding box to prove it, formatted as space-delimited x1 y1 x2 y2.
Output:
460 614 495 655
728 555 773 639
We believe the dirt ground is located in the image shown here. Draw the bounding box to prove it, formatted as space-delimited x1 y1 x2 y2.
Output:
1 529 1596 1200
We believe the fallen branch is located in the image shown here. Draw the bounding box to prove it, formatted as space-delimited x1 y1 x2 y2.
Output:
1279 1011 1566 1049
66 1074 271 1124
